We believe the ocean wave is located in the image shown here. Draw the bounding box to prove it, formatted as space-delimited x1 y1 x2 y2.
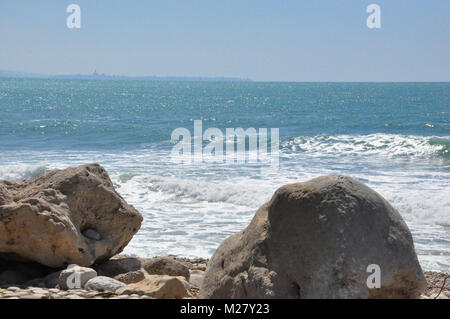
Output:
116 173 270 208
282 134 450 158
0 164 50 181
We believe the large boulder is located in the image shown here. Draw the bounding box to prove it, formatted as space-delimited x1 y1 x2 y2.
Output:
0 164 143 268
201 175 427 299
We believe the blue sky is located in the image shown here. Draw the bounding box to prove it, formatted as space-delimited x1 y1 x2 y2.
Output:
0 0 449 81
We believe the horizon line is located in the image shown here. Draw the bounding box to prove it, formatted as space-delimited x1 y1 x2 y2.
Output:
0 69 449 83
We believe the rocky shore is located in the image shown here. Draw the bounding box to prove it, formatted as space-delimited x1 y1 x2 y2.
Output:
0 164 448 299
0 256 208 299
0 258 447 299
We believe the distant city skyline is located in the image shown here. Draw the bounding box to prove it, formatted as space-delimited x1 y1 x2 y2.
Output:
0 68 252 81
0 1 449 82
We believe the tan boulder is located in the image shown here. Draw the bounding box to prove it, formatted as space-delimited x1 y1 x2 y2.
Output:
0 164 143 268
116 275 192 299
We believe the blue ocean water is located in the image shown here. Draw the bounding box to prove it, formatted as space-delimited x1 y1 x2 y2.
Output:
0 79 449 271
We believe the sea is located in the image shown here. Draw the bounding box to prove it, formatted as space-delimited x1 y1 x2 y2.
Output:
0 79 448 272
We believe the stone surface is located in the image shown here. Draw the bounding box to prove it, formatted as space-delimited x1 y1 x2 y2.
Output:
0 164 143 268
143 257 190 280
96 254 141 277
85 276 125 292
116 275 192 299
59 265 97 290
189 270 205 289
201 175 427 299
114 270 145 284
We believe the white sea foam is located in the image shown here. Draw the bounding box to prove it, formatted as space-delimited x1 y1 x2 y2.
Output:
0 134 448 271
0 164 50 181
282 134 450 158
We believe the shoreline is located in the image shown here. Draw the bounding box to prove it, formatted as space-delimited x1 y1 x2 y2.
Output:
0 255 448 299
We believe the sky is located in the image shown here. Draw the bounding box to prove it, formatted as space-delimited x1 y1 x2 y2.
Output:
0 0 449 81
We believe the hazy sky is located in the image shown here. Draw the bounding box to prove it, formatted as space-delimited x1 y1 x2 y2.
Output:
0 0 449 81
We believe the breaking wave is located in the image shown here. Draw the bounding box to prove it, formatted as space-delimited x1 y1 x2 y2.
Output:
282 134 450 159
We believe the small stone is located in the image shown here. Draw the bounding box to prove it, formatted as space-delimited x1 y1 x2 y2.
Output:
85 276 125 292
142 257 190 280
15 291 30 297
96 255 141 277
65 294 85 299
30 288 49 295
116 275 192 299
86 291 100 297
59 265 97 290
114 270 145 284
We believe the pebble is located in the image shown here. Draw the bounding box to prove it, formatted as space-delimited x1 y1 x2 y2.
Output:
65 294 85 299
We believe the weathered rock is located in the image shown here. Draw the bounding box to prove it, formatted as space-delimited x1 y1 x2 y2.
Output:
96 254 141 277
0 164 143 268
85 276 125 292
59 265 97 290
116 275 192 299
143 257 190 280
201 175 427 299
114 270 145 284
